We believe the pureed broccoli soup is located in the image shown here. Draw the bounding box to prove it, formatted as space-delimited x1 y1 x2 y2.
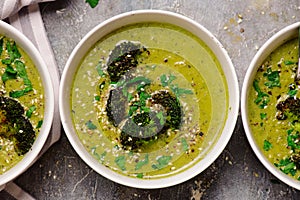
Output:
248 37 300 180
71 22 228 179
0 35 44 174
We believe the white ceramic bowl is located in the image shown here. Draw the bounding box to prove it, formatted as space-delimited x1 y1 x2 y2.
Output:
242 22 300 190
60 10 239 188
0 21 54 188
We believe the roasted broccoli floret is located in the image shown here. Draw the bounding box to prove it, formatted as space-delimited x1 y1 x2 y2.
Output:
151 90 182 129
276 97 300 120
119 90 182 150
120 112 164 150
106 41 147 83
106 88 127 127
0 96 35 155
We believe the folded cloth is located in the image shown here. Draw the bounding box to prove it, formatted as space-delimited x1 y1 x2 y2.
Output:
9 4 61 158
0 0 55 19
1 0 61 150
0 1 61 199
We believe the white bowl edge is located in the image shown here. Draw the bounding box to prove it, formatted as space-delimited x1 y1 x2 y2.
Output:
0 21 54 187
60 10 239 189
241 22 300 190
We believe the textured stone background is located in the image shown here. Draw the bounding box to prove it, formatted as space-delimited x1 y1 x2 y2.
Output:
1 0 300 199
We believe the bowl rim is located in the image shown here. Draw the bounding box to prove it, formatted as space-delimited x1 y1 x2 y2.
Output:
241 22 300 190
60 9 239 189
0 21 54 187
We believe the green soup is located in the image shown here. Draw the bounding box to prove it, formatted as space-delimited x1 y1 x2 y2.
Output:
72 22 228 179
0 35 44 174
248 38 300 180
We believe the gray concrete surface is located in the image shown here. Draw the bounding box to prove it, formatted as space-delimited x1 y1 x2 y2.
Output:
1 0 300 199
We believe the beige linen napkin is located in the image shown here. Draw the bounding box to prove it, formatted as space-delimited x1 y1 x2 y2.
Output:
1 1 60 199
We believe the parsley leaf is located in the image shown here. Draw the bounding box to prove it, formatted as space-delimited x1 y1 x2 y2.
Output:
156 111 165 125
96 62 105 77
85 120 97 130
135 154 149 170
260 113 267 120
288 84 297 97
287 132 300 150
275 158 297 176
86 0 100 8
94 95 100 101
253 79 269 106
152 155 172 170
136 173 143 178
2 65 17 83
36 120 43 129
263 139 272 151
115 155 126 171
171 85 193 97
181 138 189 152
263 68 281 88
15 60 32 88
284 60 296 65
9 88 32 98
26 105 36 118
161 74 193 97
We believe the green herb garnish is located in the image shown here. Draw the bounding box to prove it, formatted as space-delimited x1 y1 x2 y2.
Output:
260 113 267 120
171 85 194 97
253 79 269 107
152 155 172 170
9 87 32 98
287 131 300 150
96 62 105 77
136 173 144 178
85 120 97 130
275 158 297 176
26 105 36 118
1 65 17 83
263 68 281 88
263 139 272 151
36 120 43 129
135 154 149 170
91 147 106 162
160 74 193 97
86 0 99 8
156 111 165 125
94 95 100 101
284 60 296 65
181 138 189 152
115 155 126 171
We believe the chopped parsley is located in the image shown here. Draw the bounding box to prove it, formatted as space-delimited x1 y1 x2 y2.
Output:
96 62 105 77
181 138 189 152
152 155 172 170
26 105 36 118
136 173 144 178
288 84 297 97
86 0 99 8
1 42 33 98
263 68 281 88
260 113 267 120
253 79 269 108
36 120 43 129
274 158 297 176
284 60 296 65
135 154 149 170
85 120 97 130
115 155 126 171
94 95 100 101
160 74 193 97
263 139 272 151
